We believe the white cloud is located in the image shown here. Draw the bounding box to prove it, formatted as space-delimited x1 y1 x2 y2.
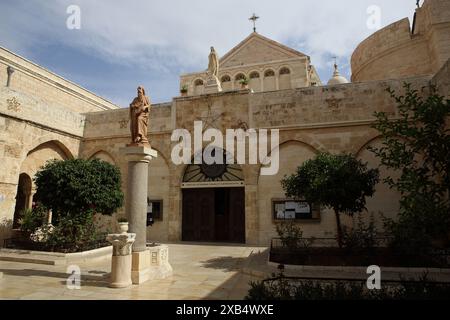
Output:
0 0 418 101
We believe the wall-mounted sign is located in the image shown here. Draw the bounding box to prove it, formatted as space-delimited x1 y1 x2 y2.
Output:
272 199 314 220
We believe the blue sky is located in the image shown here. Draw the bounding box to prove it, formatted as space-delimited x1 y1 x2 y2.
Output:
0 0 418 106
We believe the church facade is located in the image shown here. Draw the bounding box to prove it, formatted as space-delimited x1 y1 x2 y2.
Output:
1 0 449 246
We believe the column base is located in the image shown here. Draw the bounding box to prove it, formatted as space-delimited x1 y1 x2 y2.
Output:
109 255 132 288
131 244 173 285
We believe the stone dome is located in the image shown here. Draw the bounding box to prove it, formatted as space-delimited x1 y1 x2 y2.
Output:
327 62 349 85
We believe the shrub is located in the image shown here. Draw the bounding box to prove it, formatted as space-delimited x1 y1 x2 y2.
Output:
341 213 379 252
246 273 450 300
18 206 48 234
370 83 450 251
275 221 311 250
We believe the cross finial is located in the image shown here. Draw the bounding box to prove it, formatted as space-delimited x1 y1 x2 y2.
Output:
249 13 259 33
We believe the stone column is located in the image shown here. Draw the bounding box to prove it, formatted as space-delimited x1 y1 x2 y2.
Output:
120 146 157 252
106 233 136 288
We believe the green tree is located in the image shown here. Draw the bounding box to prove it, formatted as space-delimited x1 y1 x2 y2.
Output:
281 153 379 248
34 158 124 220
370 83 450 250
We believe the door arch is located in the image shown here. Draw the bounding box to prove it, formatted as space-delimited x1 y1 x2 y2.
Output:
13 173 32 229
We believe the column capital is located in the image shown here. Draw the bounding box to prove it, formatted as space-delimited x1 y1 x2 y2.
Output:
107 233 136 256
120 146 158 163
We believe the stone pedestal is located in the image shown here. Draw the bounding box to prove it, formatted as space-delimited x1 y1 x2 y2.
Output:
120 146 157 252
106 233 136 288
131 244 173 284
204 75 222 94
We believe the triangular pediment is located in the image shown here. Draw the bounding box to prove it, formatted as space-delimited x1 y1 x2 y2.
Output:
220 33 307 68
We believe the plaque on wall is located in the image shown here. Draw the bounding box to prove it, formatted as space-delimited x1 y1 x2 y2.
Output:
272 199 316 220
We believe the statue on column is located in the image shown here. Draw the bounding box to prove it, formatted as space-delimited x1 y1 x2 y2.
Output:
129 86 150 146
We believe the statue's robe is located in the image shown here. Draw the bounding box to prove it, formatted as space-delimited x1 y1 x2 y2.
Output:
129 95 150 145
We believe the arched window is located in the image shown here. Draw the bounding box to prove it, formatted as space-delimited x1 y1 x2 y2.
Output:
194 79 204 86
249 71 260 79
264 69 275 77
235 73 246 81
221 75 231 83
279 67 291 75
183 148 244 183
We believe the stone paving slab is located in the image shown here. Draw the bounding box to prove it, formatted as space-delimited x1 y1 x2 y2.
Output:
0 243 263 300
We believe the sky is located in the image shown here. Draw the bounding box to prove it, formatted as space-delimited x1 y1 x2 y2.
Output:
0 0 419 106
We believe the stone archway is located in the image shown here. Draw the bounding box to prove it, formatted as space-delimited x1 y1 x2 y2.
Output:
12 173 32 229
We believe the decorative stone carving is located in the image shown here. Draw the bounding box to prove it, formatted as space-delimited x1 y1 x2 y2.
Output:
6 97 21 112
106 233 136 288
325 98 342 112
107 233 136 256
119 119 129 129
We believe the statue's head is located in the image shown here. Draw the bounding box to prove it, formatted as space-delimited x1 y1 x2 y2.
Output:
210 46 215 52
137 86 145 97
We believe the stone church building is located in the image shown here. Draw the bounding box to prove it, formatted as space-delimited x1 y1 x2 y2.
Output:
0 0 449 246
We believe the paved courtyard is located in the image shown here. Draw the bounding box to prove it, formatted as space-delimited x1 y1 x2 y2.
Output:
0 243 267 300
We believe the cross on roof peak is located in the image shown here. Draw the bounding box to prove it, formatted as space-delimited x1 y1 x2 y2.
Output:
249 13 260 33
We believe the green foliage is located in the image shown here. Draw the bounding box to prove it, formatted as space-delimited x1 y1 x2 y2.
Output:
275 221 312 250
180 85 188 93
239 77 249 85
370 83 450 251
246 272 450 300
281 153 379 247
45 213 106 252
341 213 379 252
34 159 124 220
18 206 48 234
117 217 128 223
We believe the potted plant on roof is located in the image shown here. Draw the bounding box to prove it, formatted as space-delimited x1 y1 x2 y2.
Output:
180 84 188 96
117 217 129 234
239 77 249 89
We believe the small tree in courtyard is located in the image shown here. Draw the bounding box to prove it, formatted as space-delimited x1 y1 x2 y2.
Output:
370 83 450 251
34 158 124 219
281 153 379 248
33 159 124 249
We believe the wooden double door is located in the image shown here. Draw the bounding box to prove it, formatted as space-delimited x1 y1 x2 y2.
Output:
182 187 245 243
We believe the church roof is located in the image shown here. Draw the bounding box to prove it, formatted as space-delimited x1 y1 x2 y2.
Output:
219 32 308 69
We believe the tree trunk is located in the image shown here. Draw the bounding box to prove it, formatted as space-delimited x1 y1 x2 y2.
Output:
334 209 343 248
